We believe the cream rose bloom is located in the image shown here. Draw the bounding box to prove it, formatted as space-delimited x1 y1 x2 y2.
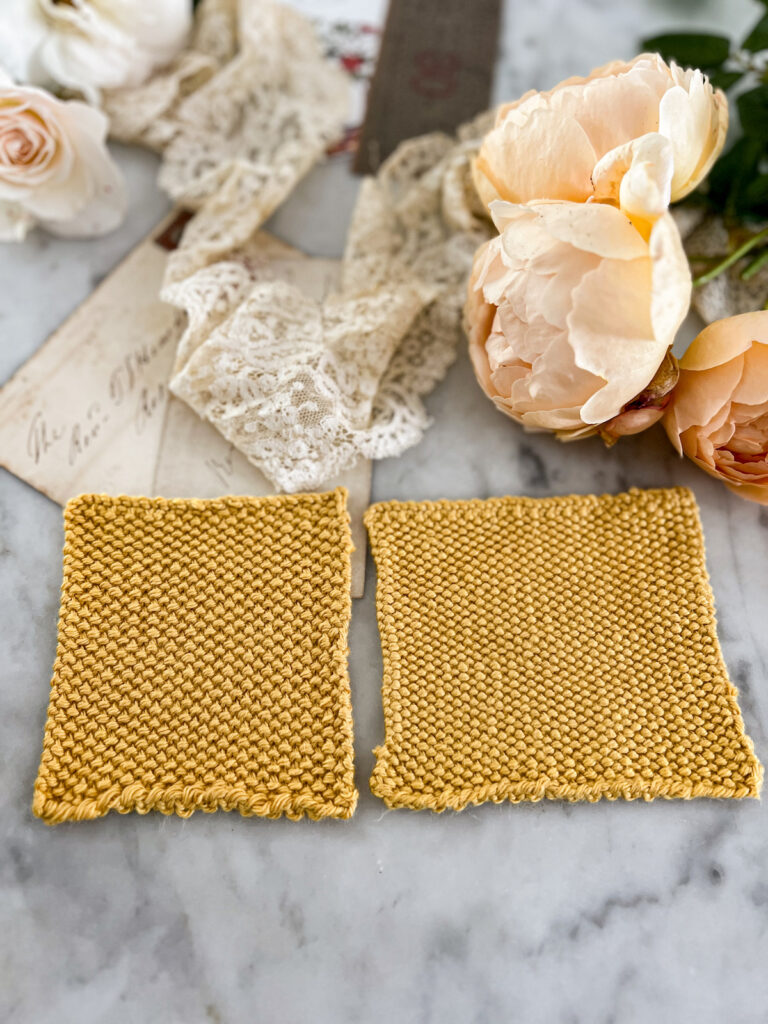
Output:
473 54 727 225
0 0 191 102
0 70 125 239
465 200 691 438
663 312 768 504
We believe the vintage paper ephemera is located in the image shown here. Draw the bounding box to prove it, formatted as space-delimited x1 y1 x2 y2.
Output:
0 215 372 595
0 223 180 501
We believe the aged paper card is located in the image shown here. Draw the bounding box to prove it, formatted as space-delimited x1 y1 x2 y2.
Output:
0 216 372 595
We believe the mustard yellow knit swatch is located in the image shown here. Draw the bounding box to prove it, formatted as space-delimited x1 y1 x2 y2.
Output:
365 487 762 811
34 489 357 824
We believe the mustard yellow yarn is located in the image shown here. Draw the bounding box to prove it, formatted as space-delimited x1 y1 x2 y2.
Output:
365 487 763 811
34 489 357 824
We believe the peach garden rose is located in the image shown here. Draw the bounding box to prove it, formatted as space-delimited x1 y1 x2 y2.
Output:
465 199 691 438
0 69 125 239
663 311 768 505
473 54 727 227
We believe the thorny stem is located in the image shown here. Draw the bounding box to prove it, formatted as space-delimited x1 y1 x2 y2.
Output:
692 225 768 287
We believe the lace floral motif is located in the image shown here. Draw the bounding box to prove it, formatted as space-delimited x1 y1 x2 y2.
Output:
165 112 496 491
105 0 494 490
170 279 433 491
103 0 238 149
106 0 349 282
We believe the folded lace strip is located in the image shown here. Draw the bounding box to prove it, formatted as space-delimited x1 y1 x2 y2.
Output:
169 277 435 493
107 0 350 284
165 117 495 491
105 0 495 491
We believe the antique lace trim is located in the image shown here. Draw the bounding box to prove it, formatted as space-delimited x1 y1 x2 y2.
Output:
106 0 349 283
105 0 493 490
164 113 495 491
103 0 238 149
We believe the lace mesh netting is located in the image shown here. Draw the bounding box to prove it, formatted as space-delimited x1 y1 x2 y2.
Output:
108 0 494 491
106 0 349 279
163 114 494 491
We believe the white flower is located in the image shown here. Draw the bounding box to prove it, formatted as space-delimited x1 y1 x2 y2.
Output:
0 69 126 239
0 0 192 102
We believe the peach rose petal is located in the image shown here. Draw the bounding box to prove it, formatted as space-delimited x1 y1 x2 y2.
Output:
570 257 658 425
681 310 765 371
731 343 768 405
600 350 679 442
474 108 597 207
665 358 743 450
531 199 649 259
591 132 673 227
475 53 727 227
661 68 728 199
649 213 694 342
724 482 768 503
465 200 690 439
663 312 768 504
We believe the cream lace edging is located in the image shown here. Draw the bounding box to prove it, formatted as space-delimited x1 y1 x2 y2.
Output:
165 115 495 492
106 0 349 282
108 0 494 492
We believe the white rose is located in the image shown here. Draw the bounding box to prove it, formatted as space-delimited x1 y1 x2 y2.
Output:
0 69 126 239
0 0 192 102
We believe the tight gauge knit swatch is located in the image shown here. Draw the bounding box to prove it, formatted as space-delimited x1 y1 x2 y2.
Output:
33 490 357 824
365 487 762 811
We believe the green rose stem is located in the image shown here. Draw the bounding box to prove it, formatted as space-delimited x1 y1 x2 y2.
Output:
741 248 768 281
692 225 768 287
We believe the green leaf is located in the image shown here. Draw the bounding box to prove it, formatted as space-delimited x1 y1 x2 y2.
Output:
743 13 768 50
737 84 768 136
641 32 731 68
706 136 763 218
709 69 743 91
743 174 768 217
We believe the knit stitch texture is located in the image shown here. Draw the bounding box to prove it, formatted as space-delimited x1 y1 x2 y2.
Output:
365 487 762 811
34 489 357 824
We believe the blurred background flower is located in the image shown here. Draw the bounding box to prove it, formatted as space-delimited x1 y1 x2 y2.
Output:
0 0 192 101
0 69 125 239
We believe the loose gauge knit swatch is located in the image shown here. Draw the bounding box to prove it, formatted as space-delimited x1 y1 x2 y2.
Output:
34 490 357 824
365 488 762 811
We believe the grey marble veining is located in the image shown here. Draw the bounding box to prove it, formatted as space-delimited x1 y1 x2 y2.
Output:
1 2 767 1022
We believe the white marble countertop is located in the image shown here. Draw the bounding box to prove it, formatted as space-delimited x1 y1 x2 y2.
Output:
2 2 766 1022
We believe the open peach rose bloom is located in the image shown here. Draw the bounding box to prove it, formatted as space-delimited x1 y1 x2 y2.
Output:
473 53 727 226
663 311 768 504
464 51 732 443
466 199 690 439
